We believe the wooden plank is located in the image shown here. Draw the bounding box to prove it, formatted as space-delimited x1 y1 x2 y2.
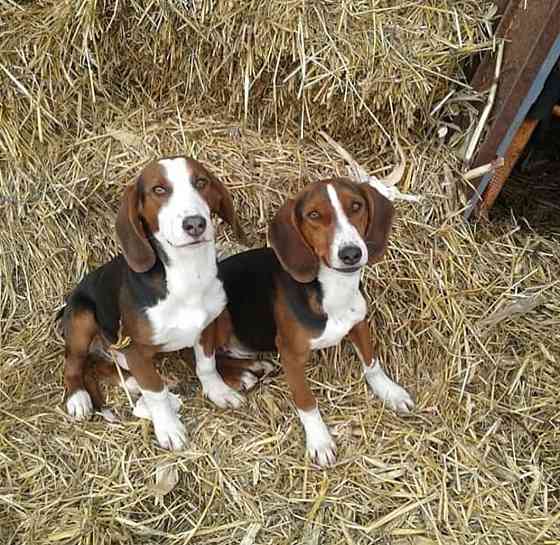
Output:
464 0 560 219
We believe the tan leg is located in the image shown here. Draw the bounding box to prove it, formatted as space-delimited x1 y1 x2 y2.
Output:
277 334 336 467
83 360 106 410
126 343 187 450
63 308 98 420
348 320 414 413
123 344 160 391
195 313 247 409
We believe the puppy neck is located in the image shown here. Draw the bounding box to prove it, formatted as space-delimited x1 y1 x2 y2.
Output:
317 263 361 309
157 239 219 298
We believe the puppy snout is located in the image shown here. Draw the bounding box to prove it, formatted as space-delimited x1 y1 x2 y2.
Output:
182 215 207 238
338 245 362 266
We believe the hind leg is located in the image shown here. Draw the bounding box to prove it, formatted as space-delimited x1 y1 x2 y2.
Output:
63 308 98 420
216 330 275 392
89 337 132 372
87 352 142 396
83 360 106 410
216 356 275 392
81 357 141 423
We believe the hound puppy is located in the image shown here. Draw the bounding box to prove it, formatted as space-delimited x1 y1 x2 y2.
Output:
217 178 414 466
57 157 247 450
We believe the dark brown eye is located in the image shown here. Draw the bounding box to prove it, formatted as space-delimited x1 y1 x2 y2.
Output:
194 177 208 190
308 210 321 220
351 201 362 212
153 186 167 196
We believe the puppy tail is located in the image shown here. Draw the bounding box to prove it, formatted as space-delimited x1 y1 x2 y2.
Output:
54 305 67 338
55 306 65 321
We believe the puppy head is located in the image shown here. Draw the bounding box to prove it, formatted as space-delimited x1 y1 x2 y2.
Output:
116 157 245 272
269 179 394 282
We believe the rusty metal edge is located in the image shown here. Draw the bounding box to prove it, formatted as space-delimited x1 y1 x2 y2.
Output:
472 3 560 170
470 0 517 92
464 36 560 221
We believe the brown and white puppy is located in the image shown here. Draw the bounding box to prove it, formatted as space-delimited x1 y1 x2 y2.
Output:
57 156 246 450
216 178 414 467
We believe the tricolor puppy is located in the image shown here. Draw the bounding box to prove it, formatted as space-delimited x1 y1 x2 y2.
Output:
217 178 414 467
57 156 247 450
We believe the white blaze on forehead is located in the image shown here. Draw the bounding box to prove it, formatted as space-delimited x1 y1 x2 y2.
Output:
156 158 212 246
159 157 195 199
326 184 351 228
325 184 368 267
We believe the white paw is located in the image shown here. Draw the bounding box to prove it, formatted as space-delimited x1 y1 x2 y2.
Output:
134 388 187 450
133 392 183 420
153 413 188 451
248 360 275 377
240 371 258 392
66 389 93 420
298 407 337 467
133 396 151 420
384 382 415 413
98 408 119 423
123 375 141 396
365 362 415 414
306 434 337 467
227 360 274 393
203 378 244 409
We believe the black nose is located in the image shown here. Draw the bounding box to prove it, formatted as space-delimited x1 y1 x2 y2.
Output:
182 215 207 238
338 245 362 266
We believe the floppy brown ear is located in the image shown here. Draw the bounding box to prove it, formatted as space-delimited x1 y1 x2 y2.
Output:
115 183 156 273
269 198 319 283
210 176 247 245
360 184 395 265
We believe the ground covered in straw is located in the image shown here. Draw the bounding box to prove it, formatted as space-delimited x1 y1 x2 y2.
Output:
1 2 560 544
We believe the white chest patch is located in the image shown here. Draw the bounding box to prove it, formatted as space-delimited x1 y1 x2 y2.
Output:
146 245 226 352
310 265 367 350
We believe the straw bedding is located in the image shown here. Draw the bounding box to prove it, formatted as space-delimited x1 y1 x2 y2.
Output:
1 2 559 544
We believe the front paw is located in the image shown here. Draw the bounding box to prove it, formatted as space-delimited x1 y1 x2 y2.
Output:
306 434 337 467
298 407 337 467
365 364 415 414
153 413 188 450
203 378 245 409
66 389 93 420
384 383 415 413
133 392 183 420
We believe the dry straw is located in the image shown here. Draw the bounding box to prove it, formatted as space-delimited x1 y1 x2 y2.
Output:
1 1 559 544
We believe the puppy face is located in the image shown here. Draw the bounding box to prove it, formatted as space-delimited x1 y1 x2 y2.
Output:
297 181 370 271
116 157 245 272
146 157 216 249
270 179 394 282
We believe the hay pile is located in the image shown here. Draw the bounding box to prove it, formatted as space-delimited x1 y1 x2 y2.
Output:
1 0 492 151
2 2 560 544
